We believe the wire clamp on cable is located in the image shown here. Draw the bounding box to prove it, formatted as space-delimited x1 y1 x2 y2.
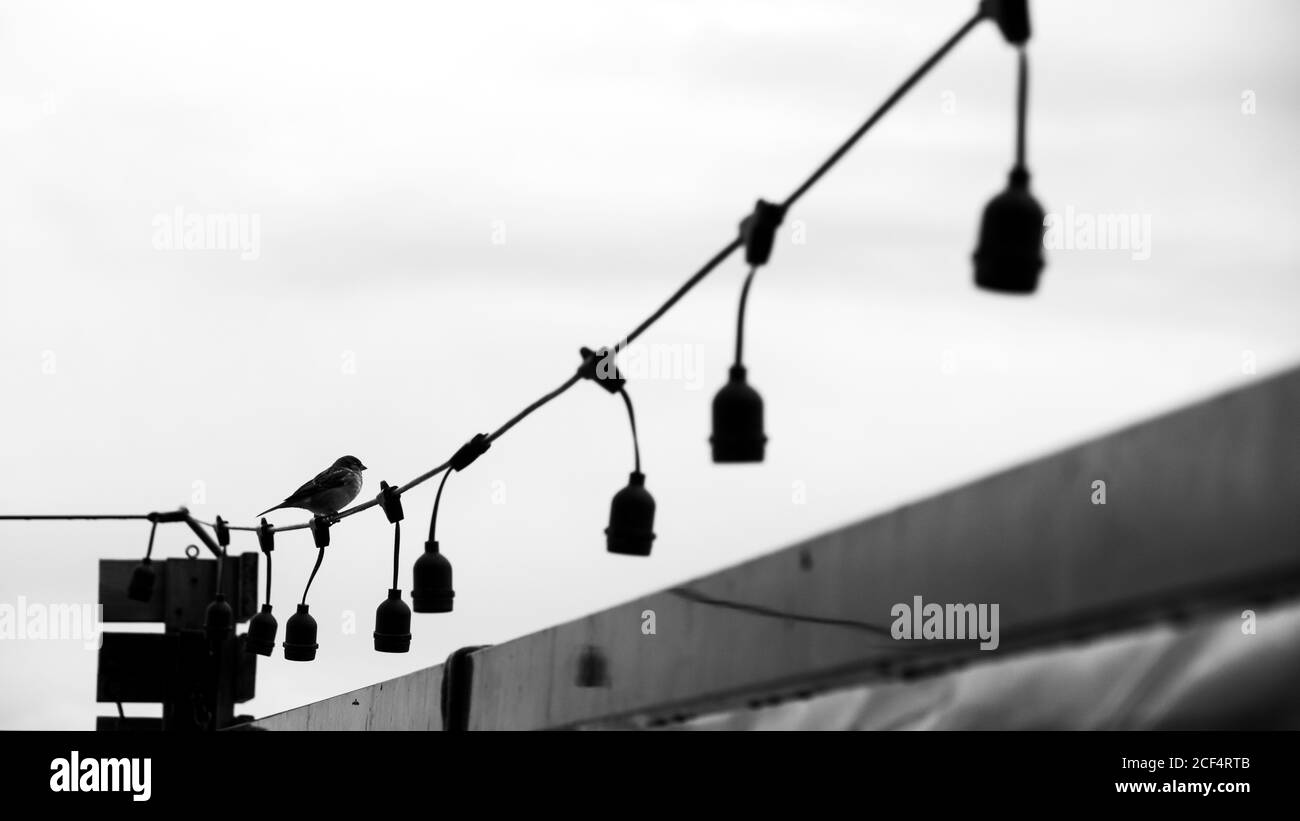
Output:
982 0 1030 44
214 516 230 549
450 434 491 472
378 481 404 523
309 515 330 548
739 199 786 267
147 508 189 524
256 518 275 553
577 346 626 394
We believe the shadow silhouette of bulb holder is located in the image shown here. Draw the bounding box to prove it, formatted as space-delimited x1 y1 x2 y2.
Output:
127 559 156 603
203 594 233 643
283 604 319 662
244 604 278 656
373 589 412 653
973 166 1046 295
710 365 767 463
606 471 656 557
412 541 454 613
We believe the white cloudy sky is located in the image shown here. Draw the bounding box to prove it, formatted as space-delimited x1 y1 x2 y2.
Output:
0 0 1297 729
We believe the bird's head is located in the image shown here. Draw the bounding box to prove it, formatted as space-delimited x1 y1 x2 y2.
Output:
334 455 367 472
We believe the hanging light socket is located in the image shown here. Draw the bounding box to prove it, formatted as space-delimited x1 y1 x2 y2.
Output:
283 603 319 661
127 559 156 603
973 166 1045 295
204 594 234 643
245 604 278 656
606 471 656 556
373 589 413 653
710 365 767 463
412 541 455 613
576 644 610 688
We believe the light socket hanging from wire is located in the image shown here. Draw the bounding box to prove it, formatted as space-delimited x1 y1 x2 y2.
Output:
974 0 1045 294
283 516 330 661
578 348 657 556
0 1 1064 666
374 481 412 652
414 435 486 613
127 521 159 603
203 516 234 644
711 200 784 463
245 518 278 656
126 509 188 602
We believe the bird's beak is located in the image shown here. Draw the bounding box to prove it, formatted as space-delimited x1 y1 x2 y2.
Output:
360 463 368 471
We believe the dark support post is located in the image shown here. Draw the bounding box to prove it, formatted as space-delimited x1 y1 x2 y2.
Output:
97 553 257 731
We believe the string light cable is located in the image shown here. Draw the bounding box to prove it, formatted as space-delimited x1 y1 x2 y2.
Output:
0 2 1041 603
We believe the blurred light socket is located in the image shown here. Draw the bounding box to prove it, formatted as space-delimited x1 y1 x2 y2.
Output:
127 559 156 603
245 604 278 656
606 471 656 556
203 594 234 643
973 166 1045 295
710 365 767 463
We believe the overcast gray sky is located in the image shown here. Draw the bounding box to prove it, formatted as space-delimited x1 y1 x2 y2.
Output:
1 0 1297 729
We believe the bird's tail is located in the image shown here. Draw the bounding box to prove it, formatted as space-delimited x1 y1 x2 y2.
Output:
257 503 286 517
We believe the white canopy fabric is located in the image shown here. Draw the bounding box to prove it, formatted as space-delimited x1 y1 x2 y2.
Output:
667 601 1300 730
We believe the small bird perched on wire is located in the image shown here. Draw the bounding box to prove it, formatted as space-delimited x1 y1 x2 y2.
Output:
258 455 368 517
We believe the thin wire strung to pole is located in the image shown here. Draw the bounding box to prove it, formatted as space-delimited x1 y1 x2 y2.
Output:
144 521 158 561
669 586 960 647
617 387 641 474
0 514 153 521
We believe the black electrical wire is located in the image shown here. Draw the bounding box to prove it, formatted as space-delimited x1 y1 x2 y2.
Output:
391 520 401 591
488 373 583 444
782 10 985 211
0 514 152 521
1016 46 1028 168
734 266 759 365
5 7 990 541
669 587 962 649
265 550 273 604
617 387 641 473
214 538 225 597
427 469 453 545
301 546 325 606
144 521 157 562
615 238 743 354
